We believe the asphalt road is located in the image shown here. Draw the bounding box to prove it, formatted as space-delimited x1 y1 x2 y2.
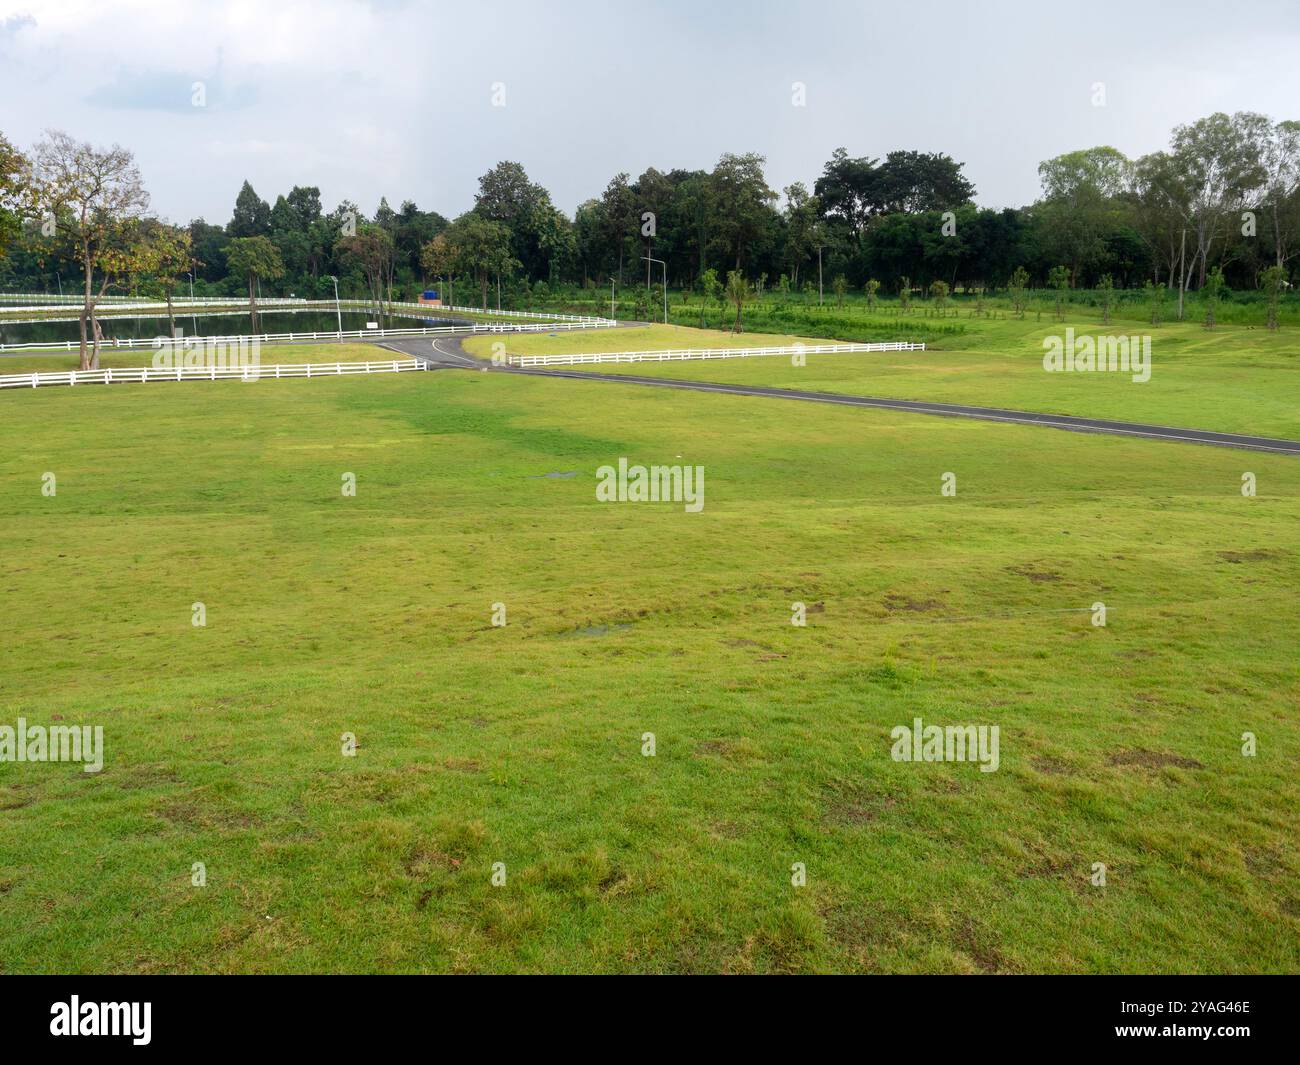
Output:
376 334 1300 456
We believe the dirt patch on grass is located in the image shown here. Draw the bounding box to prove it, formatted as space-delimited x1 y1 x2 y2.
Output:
1107 749 1204 771
153 798 258 829
722 637 774 651
1007 564 1062 583
954 917 1013 973
1031 755 1077 776
822 782 899 825
1217 549 1278 564
404 844 458 877
883 592 945 613
1243 846 1286 879
441 757 483 774
0 787 34 811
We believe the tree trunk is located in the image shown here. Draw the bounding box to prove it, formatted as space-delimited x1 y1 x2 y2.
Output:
166 288 176 339
79 255 93 371
248 276 259 332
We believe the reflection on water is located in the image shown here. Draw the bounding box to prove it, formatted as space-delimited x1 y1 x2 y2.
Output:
0 309 475 346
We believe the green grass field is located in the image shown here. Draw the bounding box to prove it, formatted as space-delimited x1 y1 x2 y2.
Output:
466 318 1300 439
1 361 1297 973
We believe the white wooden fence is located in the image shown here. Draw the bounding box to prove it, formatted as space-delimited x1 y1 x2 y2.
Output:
0 358 430 390
0 294 613 321
507 341 925 367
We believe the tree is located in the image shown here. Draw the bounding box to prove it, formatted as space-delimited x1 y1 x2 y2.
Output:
228 180 271 237
1008 267 1029 318
420 233 453 301
814 148 880 243
32 130 150 369
832 273 847 308
336 224 395 316
1097 273 1114 325
225 235 284 331
876 150 976 213
1144 279 1166 325
1260 120 1300 268
783 181 821 285
1202 265 1225 329
1260 265 1287 330
0 131 30 260
929 279 949 311
1047 265 1071 320
1035 146 1130 285
726 270 751 332
141 221 194 338
711 152 777 270
444 212 516 310
1169 112 1269 291
864 278 881 312
899 275 912 312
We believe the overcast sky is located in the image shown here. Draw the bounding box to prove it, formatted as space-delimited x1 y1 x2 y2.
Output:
3 0 1298 224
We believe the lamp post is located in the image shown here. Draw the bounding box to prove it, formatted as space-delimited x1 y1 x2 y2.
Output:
187 271 197 334
329 275 343 342
641 256 668 324
609 276 616 320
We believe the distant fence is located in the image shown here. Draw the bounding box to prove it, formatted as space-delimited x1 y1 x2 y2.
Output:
508 341 925 367
0 294 613 322
1 358 430 390
0 317 618 354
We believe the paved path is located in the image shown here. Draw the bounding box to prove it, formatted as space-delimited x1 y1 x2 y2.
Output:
376 335 1300 456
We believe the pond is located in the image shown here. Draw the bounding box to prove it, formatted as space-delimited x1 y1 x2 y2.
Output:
0 308 476 347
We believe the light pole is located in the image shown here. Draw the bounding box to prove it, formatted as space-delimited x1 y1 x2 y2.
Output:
188 271 197 333
609 276 616 320
641 256 668 324
329 275 343 342
56 271 62 298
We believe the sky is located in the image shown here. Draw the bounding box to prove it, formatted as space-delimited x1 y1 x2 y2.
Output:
2 0 1299 225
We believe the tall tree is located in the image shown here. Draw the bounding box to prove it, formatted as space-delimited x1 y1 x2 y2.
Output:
32 130 150 369
711 152 777 270
224 235 284 331
444 212 517 310
228 180 271 237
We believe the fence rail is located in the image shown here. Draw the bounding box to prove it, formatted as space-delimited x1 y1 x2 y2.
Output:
1 358 430 390
0 294 613 322
508 341 925 367
0 318 617 354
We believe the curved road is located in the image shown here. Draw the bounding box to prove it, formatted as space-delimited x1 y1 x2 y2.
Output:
377 334 1300 456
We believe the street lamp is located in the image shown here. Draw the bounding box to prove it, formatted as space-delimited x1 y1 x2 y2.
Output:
641 256 668 324
328 275 343 342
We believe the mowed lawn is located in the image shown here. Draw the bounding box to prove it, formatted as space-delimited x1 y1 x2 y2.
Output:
0 367 1298 973
466 320 1300 440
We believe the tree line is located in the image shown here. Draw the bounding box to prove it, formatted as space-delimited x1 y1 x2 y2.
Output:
0 111 1296 366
